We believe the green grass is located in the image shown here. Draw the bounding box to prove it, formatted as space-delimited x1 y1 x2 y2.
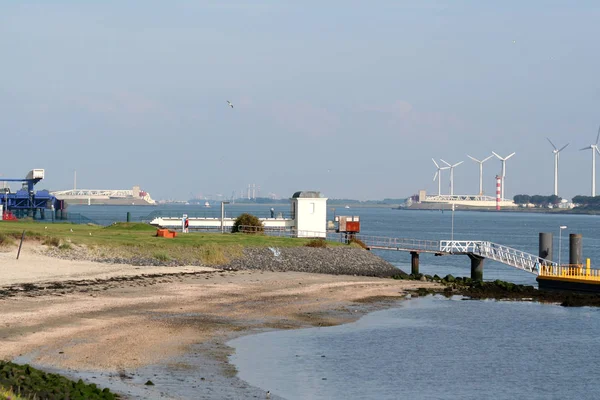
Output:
0 221 345 265
0 361 117 399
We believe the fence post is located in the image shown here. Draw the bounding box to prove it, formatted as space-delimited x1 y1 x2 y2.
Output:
16 230 25 260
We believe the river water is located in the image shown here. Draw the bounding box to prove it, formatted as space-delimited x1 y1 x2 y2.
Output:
71 204 600 399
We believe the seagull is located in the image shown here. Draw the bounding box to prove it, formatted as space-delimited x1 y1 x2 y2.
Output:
70 228 73 232
266 391 271 399
45 226 47 230
227 100 234 109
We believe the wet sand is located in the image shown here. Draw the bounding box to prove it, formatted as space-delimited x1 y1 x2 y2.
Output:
0 246 439 399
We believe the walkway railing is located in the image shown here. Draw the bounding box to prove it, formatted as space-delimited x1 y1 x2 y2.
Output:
440 240 558 275
354 235 441 253
538 262 600 282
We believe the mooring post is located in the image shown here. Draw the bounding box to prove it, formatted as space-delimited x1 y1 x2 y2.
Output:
569 234 582 266
538 232 553 262
468 253 485 281
410 251 420 275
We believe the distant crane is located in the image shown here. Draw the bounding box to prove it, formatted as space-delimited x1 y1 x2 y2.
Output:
467 154 494 196
579 126 600 197
492 152 516 200
547 138 569 196
440 159 463 196
432 159 450 196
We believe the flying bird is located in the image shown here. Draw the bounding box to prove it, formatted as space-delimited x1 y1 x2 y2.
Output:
227 100 234 109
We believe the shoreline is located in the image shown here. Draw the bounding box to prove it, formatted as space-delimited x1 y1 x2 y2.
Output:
0 246 430 399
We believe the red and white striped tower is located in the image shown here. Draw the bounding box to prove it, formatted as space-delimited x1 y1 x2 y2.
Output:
495 175 502 211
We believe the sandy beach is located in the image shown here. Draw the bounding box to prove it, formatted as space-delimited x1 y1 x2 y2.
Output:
0 245 439 399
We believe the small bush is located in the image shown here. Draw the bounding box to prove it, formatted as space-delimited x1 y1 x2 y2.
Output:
305 239 327 248
348 237 367 249
43 236 61 247
58 243 72 250
231 213 264 234
154 252 171 262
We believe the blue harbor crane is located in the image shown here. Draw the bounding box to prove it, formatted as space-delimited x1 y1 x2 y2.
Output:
0 169 64 220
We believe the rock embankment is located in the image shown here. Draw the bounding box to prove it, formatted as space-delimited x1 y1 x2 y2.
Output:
224 247 403 277
42 244 404 278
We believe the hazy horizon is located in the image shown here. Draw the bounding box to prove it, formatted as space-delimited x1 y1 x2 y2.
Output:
2 1 599 201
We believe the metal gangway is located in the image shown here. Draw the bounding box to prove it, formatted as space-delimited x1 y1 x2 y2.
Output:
439 240 557 275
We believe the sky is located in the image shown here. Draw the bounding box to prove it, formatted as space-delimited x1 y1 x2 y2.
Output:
1 1 599 201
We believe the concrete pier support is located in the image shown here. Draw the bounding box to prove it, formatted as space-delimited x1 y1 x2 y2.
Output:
539 232 553 261
468 254 485 281
410 251 420 275
569 234 583 266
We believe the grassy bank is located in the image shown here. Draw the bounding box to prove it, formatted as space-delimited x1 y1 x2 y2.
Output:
0 221 344 265
0 361 117 400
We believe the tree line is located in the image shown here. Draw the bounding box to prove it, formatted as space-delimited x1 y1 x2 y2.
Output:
571 196 600 209
513 194 600 209
513 194 562 206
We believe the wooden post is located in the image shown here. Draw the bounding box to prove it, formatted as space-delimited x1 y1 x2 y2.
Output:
16 230 25 260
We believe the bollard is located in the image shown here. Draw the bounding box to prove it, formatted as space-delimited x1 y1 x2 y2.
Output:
468 254 485 281
410 251 419 275
569 234 583 266
126 212 131 222
539 232 553 261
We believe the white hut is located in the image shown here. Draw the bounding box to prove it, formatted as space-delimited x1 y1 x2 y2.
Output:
290 191 328 238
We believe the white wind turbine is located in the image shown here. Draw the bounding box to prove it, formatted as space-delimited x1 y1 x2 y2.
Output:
440 159 463 196
432 159 450 196
580 126 600 197
547 138 569 196
467 154 494 196
492 151 516 200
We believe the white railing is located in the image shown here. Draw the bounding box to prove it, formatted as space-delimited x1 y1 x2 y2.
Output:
440 240 558 275
237 225 329 239
354 235 440 253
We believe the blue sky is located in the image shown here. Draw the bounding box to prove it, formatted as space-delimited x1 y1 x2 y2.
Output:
1 1 599 200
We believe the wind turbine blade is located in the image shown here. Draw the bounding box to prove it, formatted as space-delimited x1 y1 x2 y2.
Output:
432 158 440 168
440 159 451 167
596 147 600 156
482 155 494 163
580 146 592 151
440 166 450 170
546 138 557 150
505 152 516 160
453 161 464 167
596 125 600 145
492 151 502 159
467 155 479 162
433 171 438 181
558 143 569 152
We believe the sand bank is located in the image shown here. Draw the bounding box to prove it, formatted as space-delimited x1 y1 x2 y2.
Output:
0 246 438 398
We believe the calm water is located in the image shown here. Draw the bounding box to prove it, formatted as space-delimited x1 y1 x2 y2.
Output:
72 205 600 399
230 296 600 400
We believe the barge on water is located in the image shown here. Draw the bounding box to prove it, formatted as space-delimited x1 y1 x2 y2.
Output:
536 260 600 293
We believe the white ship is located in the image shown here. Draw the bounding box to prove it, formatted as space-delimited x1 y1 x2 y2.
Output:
51 185 156 206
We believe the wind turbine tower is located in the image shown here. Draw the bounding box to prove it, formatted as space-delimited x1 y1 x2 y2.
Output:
432 159 450 196
492 152 516 200
467 154 493 196
547 138 569 196
440 159 463 196
580 126 600 197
